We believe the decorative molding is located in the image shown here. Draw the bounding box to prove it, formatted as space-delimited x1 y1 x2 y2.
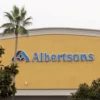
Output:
16 89 77 96
0 28 100 40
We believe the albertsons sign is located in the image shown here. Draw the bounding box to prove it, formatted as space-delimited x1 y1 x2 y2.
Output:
12 50 94 62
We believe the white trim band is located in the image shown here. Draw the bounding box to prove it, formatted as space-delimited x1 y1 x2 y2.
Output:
16 89 77 96
0 28 100 40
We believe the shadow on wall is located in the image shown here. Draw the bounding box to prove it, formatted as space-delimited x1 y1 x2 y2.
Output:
0 96 70 100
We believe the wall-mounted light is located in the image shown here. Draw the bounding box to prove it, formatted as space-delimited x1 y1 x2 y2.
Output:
25 82 28 85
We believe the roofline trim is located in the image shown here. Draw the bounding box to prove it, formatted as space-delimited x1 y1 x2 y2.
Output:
0 27 100 40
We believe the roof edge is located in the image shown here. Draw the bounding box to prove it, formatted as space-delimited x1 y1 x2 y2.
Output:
28 27 100 32
0 27 100 40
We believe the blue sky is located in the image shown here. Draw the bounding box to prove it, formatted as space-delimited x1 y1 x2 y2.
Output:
0 0 100 30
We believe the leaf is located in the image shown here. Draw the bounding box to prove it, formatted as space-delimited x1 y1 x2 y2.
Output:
1 5 32 37
4 12 14 22
21 6 27 20
0 46 5 57
24 17 32 22
3 28 15 35
9 63 19 76
0 23 14 28
18 25 28 35
11 5 19 17
23 17 32 26
0 70 13 98
23 22 32 27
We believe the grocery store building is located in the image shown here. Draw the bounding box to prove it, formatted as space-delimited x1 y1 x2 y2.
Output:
0 28 100 100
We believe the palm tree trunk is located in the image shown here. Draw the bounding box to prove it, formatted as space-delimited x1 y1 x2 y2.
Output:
14 34 18 64
12 34 18 100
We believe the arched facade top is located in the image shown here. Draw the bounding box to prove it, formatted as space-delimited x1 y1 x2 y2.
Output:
0 27 100 40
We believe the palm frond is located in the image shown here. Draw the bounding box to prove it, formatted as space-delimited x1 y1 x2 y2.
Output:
4 12 14 22
21 6 27 20
23 22 32 27
1 5 32 36
11 5 19 17
3 28 15 36
0 23 14 28
21 6 25 13
24 17 32 22
23 17 32 26
18 26 28 35
15 16 21 24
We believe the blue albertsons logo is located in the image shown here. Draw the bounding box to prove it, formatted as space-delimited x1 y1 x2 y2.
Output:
12 50 94 62
12 50 30 62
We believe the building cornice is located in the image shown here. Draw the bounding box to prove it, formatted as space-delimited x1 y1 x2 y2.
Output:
0 27 100 40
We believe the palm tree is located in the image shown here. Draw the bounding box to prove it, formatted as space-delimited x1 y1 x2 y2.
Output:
0 5 32 63
0 5 32 99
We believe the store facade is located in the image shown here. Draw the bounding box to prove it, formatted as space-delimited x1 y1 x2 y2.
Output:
0 28 100 100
